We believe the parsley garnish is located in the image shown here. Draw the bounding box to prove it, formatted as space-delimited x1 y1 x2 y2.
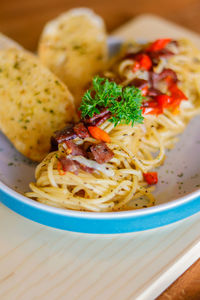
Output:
79 76 144 126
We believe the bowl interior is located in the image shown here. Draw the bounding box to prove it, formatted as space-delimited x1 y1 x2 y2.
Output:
0 38 199 208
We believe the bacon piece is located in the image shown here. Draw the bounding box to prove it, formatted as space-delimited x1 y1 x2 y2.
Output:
51 124 77 150
74 122 89 139
59 157 79 175
128 78 148 89
90 143 114 164
79 164 94 174
59 156 94 175
95 112 111 126
149 68 178 87
84 108 110 125
121 51 137 60
147 88 162 97
149 49 174 64
158 68 178 83
149 71 159 88
65 140 85 156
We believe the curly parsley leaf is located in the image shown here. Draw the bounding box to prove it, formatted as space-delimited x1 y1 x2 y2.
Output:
79 76 144 127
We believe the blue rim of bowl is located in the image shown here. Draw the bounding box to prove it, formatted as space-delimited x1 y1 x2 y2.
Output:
0 179 200 234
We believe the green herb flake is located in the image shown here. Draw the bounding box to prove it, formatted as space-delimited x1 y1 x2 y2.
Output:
13 62 20 69
79 76 144 127
8 162 14 166
44 88 50 94
73 45 82 50
72 44 86 55
177 173 183 178
55 80 60 86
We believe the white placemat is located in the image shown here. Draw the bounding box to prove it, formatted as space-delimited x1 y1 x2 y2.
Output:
0 204 199 300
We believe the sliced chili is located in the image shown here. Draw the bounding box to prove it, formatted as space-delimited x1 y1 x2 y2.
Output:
88 126 111 143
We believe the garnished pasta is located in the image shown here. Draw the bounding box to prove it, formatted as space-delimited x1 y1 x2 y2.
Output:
26 38 200 212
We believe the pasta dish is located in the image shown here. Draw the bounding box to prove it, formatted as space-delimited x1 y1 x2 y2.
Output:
26 38 200 212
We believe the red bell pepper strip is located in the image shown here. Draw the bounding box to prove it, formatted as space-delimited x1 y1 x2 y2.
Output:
156 94 173 110
141 85 149 96
143 172 158 185
169 84 187 101
142 106 162 115
142 88 186 115
132 54 152 72
146 39 172 52
132 61 140 72
169 84 187 110
142 101 163 115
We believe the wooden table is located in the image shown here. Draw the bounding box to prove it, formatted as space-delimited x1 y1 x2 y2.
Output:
0 0 200 299
1 0 200 51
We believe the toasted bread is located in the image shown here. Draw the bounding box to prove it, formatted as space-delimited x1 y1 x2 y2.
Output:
38 8 108 106
0 48 75 161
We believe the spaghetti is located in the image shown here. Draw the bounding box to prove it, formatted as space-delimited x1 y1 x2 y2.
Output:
26 39 200 212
